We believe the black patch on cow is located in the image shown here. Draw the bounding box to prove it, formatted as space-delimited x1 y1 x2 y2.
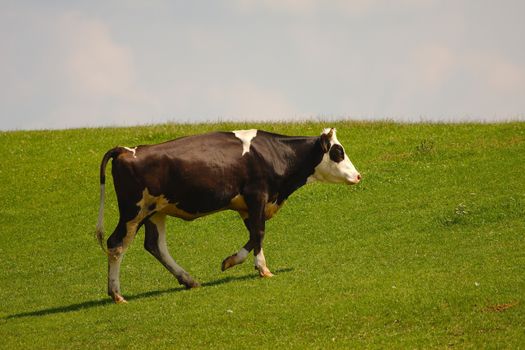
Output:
148 203 156 211
329 144 345 163
320 133 331 153
144 220 161 257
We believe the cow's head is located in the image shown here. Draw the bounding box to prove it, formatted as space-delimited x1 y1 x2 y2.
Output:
309 128 361 185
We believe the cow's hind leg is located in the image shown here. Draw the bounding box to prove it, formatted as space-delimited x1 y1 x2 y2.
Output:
144 214 200 289
107 218 139 304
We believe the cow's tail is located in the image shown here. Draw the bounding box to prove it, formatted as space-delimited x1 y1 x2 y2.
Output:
95 147 121 255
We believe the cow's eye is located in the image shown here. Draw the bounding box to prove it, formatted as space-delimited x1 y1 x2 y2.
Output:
329 144 345 163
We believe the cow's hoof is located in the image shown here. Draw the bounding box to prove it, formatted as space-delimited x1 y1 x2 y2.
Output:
178 273 200 289
185 280 200 289
112 294 128 304
221 255 235 271
256 267 274 278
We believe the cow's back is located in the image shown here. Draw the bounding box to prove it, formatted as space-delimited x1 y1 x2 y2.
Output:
111 132 251 214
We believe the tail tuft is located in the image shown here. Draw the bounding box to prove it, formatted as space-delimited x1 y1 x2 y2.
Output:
95 226 108 254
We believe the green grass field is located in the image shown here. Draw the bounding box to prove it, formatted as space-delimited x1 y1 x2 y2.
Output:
1 121 524 349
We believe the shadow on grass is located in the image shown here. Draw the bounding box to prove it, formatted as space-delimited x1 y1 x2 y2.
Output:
4 267 294 320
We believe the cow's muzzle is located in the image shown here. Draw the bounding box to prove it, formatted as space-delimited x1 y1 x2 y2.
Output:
346 173 362 185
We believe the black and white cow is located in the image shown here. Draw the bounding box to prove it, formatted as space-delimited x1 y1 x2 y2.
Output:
96 128 361 303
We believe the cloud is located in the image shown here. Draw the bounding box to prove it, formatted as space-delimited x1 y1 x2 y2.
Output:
397 45 525 120
411 44 525 93
1 2 524 129
59 12 137 98
150 79 303 123
470 52 525 92
232 0 318 14
207 82 302 121
412 45 456 89
232 0 437 16
0 8 159 129
54 12 159 127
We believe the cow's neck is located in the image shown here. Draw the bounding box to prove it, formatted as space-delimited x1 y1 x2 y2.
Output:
276 137 324 204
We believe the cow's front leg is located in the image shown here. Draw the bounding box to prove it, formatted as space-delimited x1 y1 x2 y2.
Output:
144 214 200 289
222 195 274 277
246 193 274 278
221 246 251 271
253 229 273 278
254 247 273 278
221 216 254 271
221 243 273 277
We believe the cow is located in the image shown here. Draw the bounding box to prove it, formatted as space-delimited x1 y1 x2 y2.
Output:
95 128 361 303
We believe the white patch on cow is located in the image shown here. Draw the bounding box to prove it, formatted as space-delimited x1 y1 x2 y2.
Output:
255 248 274 277
306 175 317 184
255 248 267 269
222 245 250 271
307 128 361 185
150 215 188 276
236 247 250 263
123 146 137 158
108 246 124 297
322 127 338 145
233 129 257 156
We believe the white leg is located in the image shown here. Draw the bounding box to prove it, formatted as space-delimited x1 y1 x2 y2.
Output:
255 248 273 277
108 247 126 303
222 247 250 271
146 215 199 288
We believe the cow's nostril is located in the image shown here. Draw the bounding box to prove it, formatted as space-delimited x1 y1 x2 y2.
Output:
357 174 362 181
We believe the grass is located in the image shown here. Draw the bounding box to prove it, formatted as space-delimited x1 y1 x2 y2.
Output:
0 121 524 349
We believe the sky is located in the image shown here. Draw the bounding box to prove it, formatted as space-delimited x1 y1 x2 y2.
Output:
1 0 525 130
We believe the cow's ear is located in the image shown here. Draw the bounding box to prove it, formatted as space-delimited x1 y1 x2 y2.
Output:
320 133 331 153
320 128 334 152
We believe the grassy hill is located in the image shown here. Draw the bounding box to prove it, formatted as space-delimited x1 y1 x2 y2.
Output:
0 121 524 348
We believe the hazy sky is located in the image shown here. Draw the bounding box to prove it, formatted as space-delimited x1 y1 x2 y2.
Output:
1 1 525 130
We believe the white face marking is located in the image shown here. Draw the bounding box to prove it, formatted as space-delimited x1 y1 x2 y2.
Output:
307 128 361 185
123 147 137 158
233 129 257 156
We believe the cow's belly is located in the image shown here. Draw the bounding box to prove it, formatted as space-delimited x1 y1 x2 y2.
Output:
137 189 284 222
159 203 222 221
227 194 285 220
134 188 227 221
